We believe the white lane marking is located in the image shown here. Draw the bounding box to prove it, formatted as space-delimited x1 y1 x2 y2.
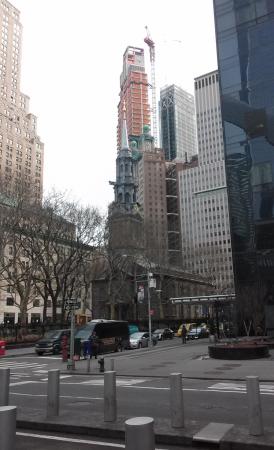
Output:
10 381 35 386
33 370 48 374
16 431 124 447
41 375 72 381
39 356 62 360
16 431 167 449
82 378 148 386
209 382 274 394
11 392 103 400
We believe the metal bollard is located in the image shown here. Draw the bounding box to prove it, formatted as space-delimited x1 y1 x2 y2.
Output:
0 406 17 450
110 358 114 371
86 356 91 373
47 369 60 417
246 376 264 436
170 373 184 428
104 371 117 422
0 368 10 406
125 417 155 450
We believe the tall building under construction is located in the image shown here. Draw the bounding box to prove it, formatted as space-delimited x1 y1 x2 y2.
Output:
117 46 150 149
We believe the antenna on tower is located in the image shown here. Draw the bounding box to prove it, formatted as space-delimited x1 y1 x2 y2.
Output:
144 26 158 145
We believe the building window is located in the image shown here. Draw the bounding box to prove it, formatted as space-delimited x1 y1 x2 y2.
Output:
6 297 14 306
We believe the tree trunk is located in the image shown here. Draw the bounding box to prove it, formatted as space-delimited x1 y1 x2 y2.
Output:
110 302 116 320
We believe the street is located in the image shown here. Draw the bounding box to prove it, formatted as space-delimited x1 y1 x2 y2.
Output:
15 430 212 450
3 338 274 430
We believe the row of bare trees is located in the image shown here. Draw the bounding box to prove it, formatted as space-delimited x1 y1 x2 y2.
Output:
0 187 104 325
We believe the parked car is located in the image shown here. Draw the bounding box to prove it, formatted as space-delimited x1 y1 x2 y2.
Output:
187 327 209 340
152 328 174 341
129 332 157 349
176 323 197 337
35 329 70 355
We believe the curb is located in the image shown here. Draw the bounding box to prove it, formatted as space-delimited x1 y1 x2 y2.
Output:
16 419 197 447
16 418 274 449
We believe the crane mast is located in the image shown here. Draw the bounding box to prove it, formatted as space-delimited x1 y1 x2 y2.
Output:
144 26 158 145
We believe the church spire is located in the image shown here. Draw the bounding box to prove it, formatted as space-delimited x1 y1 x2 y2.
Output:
121 101 129 150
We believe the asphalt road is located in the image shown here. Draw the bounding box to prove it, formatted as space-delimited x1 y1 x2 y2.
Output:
15 430 212 450
2 339 274 429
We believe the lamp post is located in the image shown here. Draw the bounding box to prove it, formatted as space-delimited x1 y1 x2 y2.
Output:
147 271 152 345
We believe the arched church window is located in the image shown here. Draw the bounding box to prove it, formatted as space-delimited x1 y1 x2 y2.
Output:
118 193 123 203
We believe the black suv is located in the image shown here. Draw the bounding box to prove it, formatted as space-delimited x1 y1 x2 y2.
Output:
35 329 70 356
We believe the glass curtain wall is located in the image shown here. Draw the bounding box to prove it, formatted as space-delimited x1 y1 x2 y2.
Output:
213 0 274 333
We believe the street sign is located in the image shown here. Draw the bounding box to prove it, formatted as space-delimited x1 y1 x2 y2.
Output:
149 278 156 289
64 299 81 311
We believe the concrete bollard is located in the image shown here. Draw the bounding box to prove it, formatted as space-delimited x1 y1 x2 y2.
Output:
125 417 155 450
246 376 264 436
0 368 10 406
0 406 17 450
104 371 117 422
170 373 184 428
109 358 114 371
47 369 60 417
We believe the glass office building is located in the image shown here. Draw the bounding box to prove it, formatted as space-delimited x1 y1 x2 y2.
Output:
214 0 274 331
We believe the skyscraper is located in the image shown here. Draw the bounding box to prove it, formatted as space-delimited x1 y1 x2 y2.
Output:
160 84 197 162
117 47 150 150
0 0 44 201
213 0 274 327
178 71 234 291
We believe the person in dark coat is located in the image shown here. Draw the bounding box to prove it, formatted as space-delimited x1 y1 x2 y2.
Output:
90 331 99 359
181 325 187 344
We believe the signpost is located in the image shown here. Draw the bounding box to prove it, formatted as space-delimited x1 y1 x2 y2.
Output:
66 299 80 371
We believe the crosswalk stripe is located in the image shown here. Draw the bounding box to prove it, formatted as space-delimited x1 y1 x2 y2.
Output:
209 382 274 394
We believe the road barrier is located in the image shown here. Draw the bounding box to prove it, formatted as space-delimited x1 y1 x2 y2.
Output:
246 375 264 436
170 373 184 428
47 369 60 417
0 368 10 406
125 417 155 450
104 371 117 422
0 406 16 450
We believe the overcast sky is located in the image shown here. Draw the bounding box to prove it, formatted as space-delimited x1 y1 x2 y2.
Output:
11 0 217 213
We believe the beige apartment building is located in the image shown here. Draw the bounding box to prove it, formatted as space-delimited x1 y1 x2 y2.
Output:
0 0 44 201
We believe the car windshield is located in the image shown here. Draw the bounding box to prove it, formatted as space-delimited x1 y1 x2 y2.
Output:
130 333 144 339
153 329 163 333
43 330 62 340
75 327 94 340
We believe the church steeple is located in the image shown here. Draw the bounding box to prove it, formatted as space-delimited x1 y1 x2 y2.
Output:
112 104 138 212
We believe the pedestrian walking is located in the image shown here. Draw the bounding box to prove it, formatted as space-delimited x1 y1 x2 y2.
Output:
90 331 99 359
181 325 187 344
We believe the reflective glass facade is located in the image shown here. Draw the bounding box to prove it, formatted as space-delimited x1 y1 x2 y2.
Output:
214 0 274 329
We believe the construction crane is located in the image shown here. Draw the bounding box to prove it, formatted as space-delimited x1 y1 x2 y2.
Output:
144 26 158 145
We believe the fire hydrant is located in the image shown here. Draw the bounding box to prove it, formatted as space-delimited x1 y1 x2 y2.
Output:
61 335 68 362
98 357 104 373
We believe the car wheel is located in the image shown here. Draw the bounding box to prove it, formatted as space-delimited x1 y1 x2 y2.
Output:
138 342 142 349
116 344 123 352
36 351 43 356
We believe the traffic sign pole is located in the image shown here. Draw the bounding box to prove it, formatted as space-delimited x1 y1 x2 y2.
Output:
147 271 152 346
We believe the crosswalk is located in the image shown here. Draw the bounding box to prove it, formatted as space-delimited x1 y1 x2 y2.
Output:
209 382 274 395
0 360 48 382
82 378 148 386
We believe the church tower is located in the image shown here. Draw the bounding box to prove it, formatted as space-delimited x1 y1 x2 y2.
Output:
108 104 144 255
